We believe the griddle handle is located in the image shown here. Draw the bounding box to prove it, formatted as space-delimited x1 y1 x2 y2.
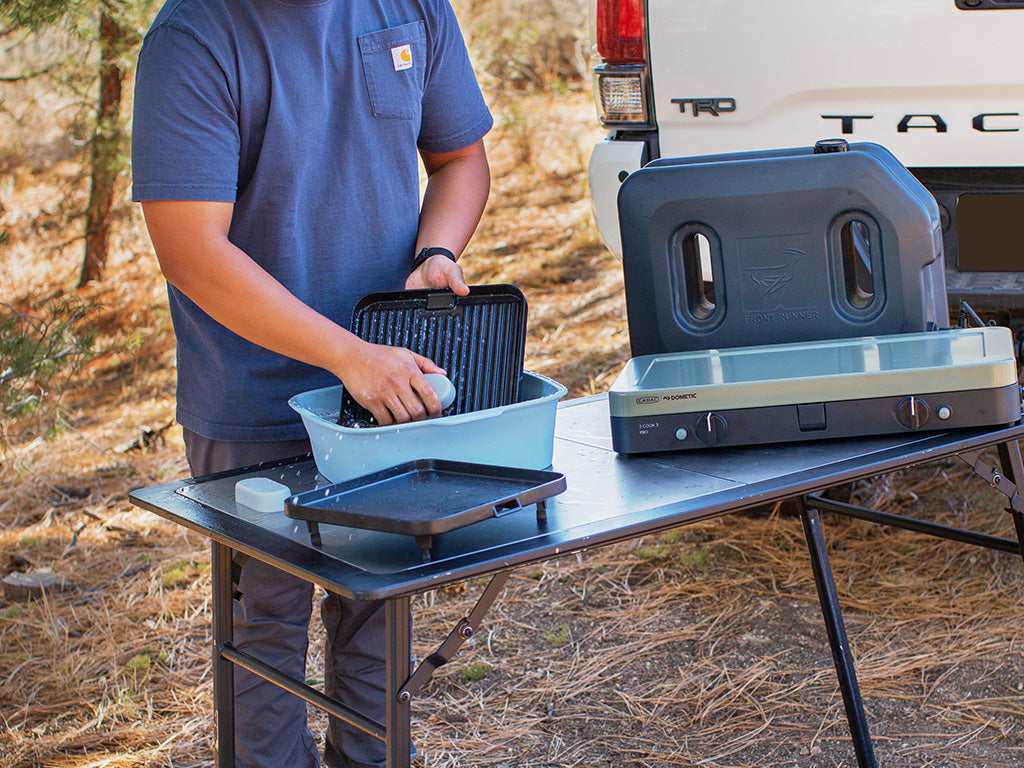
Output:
493 498 523 517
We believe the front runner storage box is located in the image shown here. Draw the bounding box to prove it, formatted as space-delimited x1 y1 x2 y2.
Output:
608 326 1020 453
618 141 948 356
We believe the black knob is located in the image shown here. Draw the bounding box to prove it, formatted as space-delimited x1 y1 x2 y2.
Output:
694 413 728 446
814 138 849 154
896 397 930 430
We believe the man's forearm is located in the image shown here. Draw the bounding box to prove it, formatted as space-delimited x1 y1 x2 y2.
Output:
141 200 362 377
415 139 490 257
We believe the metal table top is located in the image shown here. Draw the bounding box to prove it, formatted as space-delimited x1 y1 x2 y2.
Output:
129 395 1024 599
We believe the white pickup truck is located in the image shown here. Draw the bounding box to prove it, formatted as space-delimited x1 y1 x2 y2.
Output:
587 0 1024 328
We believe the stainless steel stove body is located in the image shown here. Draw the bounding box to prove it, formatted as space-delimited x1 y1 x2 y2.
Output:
609 327 1020 453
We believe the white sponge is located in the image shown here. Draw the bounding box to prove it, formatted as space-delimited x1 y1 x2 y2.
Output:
424 373 457 410
235 477 292 513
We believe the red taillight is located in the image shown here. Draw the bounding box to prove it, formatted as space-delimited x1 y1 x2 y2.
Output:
596 0 645 64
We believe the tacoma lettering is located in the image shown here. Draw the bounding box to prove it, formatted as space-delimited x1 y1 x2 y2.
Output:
823 113 1021 133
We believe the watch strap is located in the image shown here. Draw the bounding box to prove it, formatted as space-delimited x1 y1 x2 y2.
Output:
412 246 457 272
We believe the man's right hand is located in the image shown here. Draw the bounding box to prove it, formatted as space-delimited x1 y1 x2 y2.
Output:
337 341 446 426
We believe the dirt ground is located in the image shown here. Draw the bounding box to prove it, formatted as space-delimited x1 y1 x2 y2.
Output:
2 89 1024 768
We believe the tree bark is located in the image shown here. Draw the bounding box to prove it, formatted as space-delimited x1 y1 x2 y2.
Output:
78 10 125 287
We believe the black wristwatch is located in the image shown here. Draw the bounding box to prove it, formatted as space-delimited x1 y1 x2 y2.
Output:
412 246 457 272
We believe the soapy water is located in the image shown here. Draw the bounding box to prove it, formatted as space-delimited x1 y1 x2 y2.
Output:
307 405 341 422
341 417 374 428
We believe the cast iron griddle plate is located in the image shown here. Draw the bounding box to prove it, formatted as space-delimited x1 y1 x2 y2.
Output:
285 458 566 537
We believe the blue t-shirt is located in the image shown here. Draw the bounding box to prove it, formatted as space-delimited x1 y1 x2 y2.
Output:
131 0 492 441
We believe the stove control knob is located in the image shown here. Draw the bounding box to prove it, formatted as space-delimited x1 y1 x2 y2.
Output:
896 397 930 430
695 413 728 446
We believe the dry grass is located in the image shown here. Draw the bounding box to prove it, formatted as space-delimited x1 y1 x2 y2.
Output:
404 465 1024 768
451 0 590 90
2 70 1024 768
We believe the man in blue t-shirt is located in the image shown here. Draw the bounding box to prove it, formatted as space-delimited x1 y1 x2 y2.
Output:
131 1 493 766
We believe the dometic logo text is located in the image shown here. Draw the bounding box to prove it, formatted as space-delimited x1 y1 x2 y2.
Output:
636 395 660 405
822 113 1022 133
664 393 697 401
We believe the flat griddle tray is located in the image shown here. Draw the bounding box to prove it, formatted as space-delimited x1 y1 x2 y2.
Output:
339 285 527 425
285 458 566 560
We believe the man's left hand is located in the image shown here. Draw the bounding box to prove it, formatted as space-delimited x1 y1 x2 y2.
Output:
405 254 470 295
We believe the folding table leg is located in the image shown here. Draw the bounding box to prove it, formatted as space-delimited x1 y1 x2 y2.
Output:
211 542 235 768
386 596 413 768
798 498 878 768
995 441 1024 564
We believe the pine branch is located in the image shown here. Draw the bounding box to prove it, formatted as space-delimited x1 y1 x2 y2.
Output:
0 64 57 82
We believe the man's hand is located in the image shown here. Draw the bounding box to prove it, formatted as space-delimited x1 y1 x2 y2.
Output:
338 340 446 425
405 254 469 294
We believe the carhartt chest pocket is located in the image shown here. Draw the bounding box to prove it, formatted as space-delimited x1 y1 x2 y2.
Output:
358 21 426 120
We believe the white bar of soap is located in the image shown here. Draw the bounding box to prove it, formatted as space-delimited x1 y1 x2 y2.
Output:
424 373 456 410
235 477 292 512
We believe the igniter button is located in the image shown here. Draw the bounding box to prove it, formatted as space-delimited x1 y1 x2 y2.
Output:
675 427 689 441
937 406 952 420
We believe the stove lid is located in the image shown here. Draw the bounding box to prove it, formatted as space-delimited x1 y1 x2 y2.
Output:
609 327 1017 417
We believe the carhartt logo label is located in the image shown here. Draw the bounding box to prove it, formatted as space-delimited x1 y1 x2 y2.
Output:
391 44 412 71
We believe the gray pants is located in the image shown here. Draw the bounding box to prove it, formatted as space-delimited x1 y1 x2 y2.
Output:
184 430 389 768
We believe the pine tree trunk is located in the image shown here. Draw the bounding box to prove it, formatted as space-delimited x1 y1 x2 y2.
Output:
78 11 125 287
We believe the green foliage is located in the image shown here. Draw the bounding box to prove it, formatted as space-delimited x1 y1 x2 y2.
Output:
1 0 162 284
636 545 671 560
0 0 153 36
658 529 682 545
160 559 209 588
636 535 713 571
125 653 150 672
543 623 569 647
0 297 96 436
678 546 711 571
0 0 88 30
461 661 492 681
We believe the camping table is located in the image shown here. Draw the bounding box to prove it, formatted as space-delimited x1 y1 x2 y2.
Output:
129 394 1024 768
